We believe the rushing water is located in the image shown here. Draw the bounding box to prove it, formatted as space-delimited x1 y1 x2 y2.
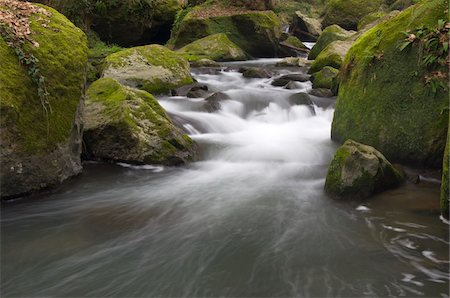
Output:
1 60 449 297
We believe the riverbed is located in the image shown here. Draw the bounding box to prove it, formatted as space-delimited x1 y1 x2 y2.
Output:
1 59 448 297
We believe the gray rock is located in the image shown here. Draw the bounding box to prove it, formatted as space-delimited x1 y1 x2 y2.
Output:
309 88 334 98
187 85 210 98
172 84 208 97
284 81 300 90
204 92 231 112
272 73 310 86
288 93 315 115
325 140 405 198
240 67 272 78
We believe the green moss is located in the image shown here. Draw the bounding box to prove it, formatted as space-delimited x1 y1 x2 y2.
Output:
324 144 351 195
309 25 355 60
441 128 449 219
309 40 352 73
177 33 247 61
332 0 448 167
85 78 195 164
168 8 282 57
322 0 384 30
0 4 87 154
357 12 387 31
103 44 193 94
311 66 339 89
284 36 308 49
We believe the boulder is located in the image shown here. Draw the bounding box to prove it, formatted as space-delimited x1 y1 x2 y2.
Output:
84 78 196 165
332 0 448 167
441 130 449 219
389 0 415 11
0 3 88 198
357 12 387 31
284 81 300 90
309 88 334 98
311 66 339 89
290 11 323 42
322 0 384 30
169 6 282 58
279 35 309 57
177 33 247 62
241 67 272 78
275 57 311 67
190 58 220 67
271 73 310 86
187 86 210 98
171 83 208 97
325 140 405 198
103 44 193 94
308 39 353 73
288 93 315 114
204 92 231 112
308 25 355 60
33 0 183 46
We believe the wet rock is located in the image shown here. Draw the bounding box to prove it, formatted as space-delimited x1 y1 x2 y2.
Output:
187 85 210 98
171 83 208 97
190 59 220 68
325 140 405 198
240 67 272 78
276 57 311 68
284 81 300 90
204 92 231 112
279 36 310 57
272 73 310 86
84 78 196 166
288 93 315 114
309 88 334 98
290 11 323 41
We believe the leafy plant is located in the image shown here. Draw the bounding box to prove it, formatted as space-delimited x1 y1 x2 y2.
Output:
398 19 449 94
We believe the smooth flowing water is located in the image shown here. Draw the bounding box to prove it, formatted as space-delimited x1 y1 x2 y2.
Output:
2 60 449 297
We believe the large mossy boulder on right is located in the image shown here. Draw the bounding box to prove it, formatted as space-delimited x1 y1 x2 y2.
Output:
84 78 196 166
332 0 449 167
168 5 282 58
325 140 405 198
322 0 384 30
308 25 355 60
103 44 193 94
177 33 247 61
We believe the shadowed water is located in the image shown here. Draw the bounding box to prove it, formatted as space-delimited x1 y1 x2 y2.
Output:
1 59 449 297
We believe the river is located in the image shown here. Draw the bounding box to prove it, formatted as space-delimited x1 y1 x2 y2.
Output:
1 59 449 297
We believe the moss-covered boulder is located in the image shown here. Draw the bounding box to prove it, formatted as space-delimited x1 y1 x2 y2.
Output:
177 33 247 62
311 66 339 89
441 129 449 219
103 44 193 94
290 11 323 42
309 39 353 73
279 35 309 57
169 5 282 58
389 0 415 11
0 3 88 198
33 0 183 46
308 25 355 60
190 59 220 67
332 0 448 167
322 0 384 30
357 12 387 31
84 78 196 165
325 140 405 198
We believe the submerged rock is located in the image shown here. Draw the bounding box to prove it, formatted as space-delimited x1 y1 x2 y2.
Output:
169 6 282 58
311 66 339 90
0 3 88 198
103 45 193 94
288 93 315 115
177 33 247 62
325 140 405 198
332 0 448 167
84 78 196 165
308 25 355 60
322 0 384 30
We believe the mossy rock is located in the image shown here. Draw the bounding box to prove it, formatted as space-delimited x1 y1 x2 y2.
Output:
389 0 415 11
33 0 183 46
325 140 405 198
103 44 193 94
177 33 247 62
357 12 387 31
290 11 323 42
322 0 384 30
308 25 355 60
275 57 311 67
311 66 339 89
190 59 220 67
332 0 448 167
309 39 353 73
84 78 196 165
0 4 88 198
168 7 282 58
441 129 449 219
